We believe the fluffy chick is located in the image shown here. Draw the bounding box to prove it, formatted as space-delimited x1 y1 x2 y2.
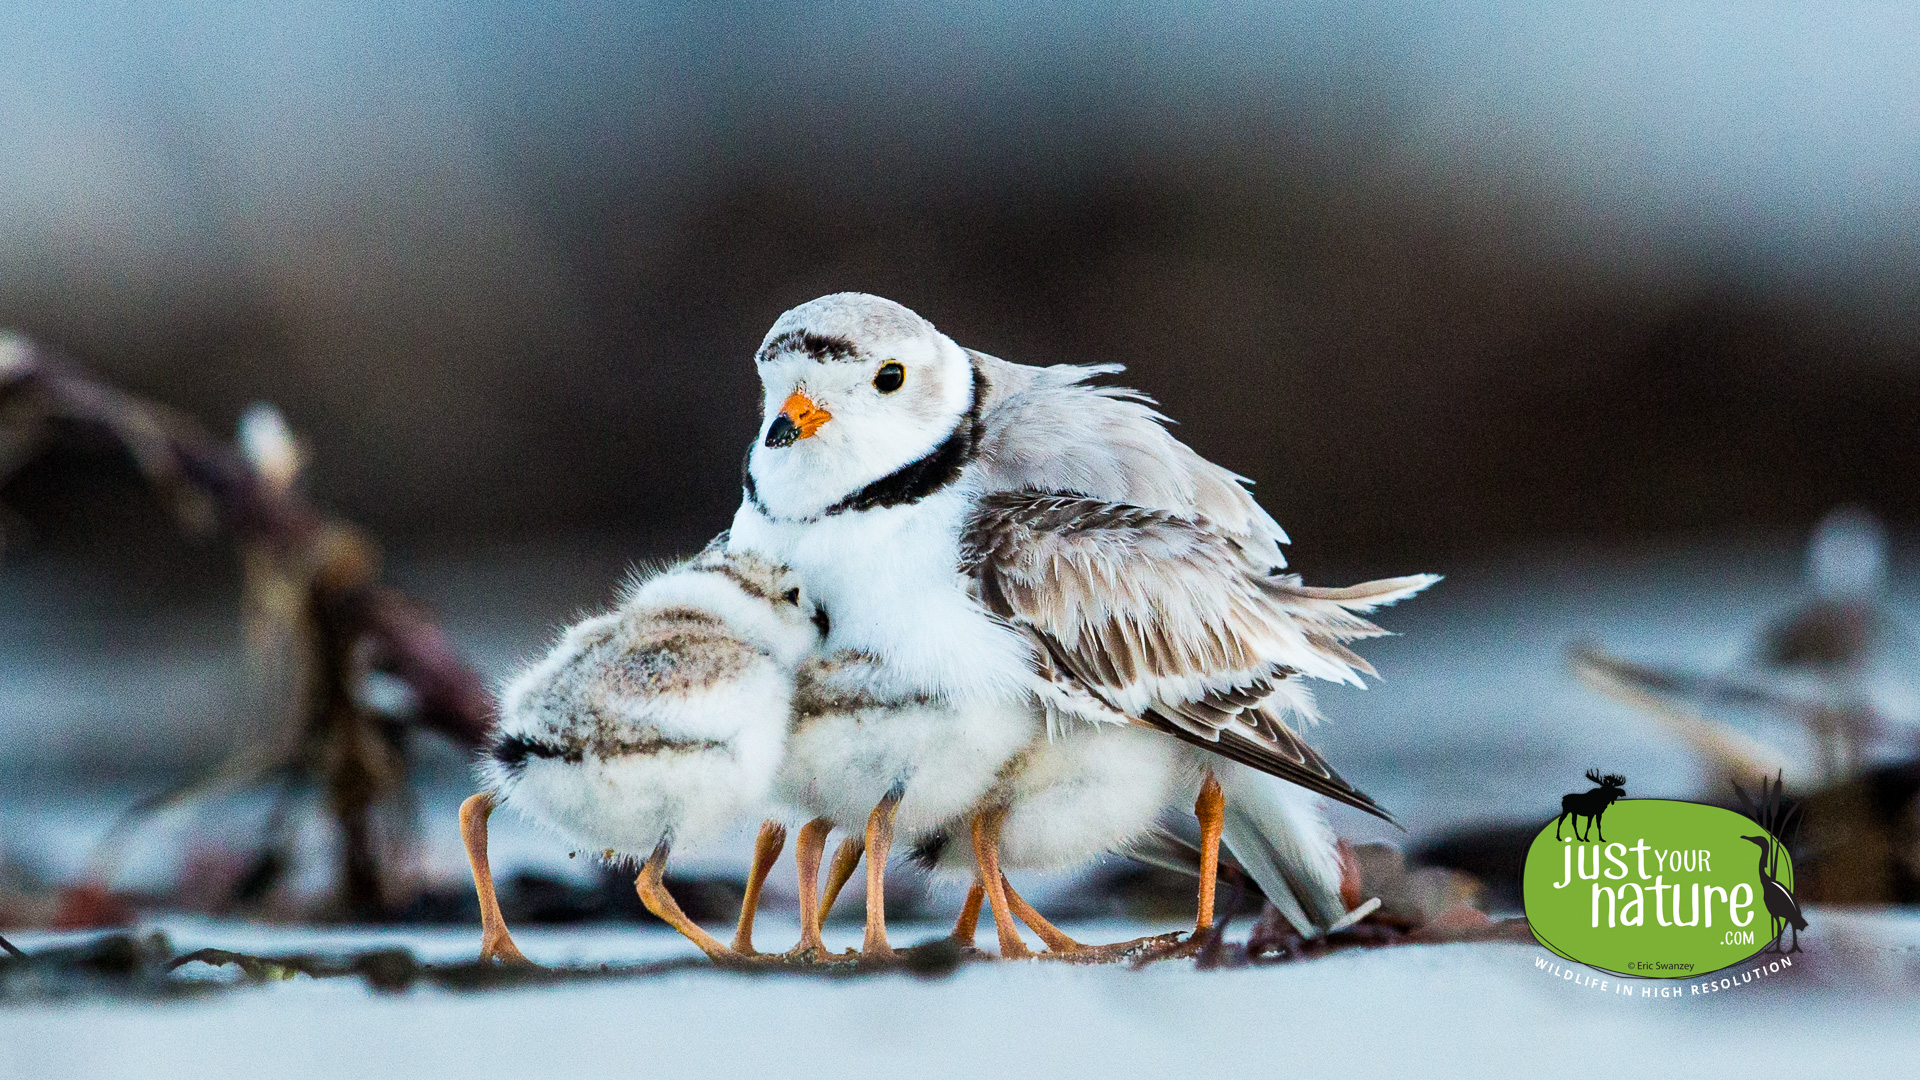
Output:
460 544 819 963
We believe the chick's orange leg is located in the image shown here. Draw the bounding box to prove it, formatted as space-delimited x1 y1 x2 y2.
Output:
861 788 903 959
1003 875 1082 952
818 836 864 928
732 819 787 955
459 792 532 966
786 818 835 959
636 841 742 964
970 804 1032 959
951 879 985 945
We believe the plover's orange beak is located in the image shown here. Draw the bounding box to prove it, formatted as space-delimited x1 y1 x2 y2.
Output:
765 391 832 447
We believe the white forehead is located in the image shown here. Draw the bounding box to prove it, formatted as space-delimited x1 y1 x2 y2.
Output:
758 293 939 358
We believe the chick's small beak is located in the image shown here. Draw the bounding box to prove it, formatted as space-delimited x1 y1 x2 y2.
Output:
765 391 831 447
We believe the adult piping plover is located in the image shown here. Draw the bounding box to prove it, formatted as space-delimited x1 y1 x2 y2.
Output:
730 293 1436 955
461 543 820 963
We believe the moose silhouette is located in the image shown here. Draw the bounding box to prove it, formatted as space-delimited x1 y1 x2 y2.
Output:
1555 769 1627 842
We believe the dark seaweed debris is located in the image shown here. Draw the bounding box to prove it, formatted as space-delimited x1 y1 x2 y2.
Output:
0 909 1533 1003
0 931 981 1003
0 932 207 1002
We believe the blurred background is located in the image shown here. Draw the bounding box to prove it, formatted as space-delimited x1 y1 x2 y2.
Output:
3 2 1918 931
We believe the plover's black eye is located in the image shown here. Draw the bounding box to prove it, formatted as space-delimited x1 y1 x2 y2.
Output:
782 587 801 606
873 362 905 394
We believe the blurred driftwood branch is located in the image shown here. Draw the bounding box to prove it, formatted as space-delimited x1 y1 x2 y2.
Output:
0 332 491 747
1 332 493 919
1569 643 1798 787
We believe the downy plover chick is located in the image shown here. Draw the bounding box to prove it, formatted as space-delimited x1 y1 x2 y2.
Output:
461 544 819 964
770 648 1040 959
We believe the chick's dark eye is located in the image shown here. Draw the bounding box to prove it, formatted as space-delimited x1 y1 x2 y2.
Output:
782 587 801 605
873 362 905 394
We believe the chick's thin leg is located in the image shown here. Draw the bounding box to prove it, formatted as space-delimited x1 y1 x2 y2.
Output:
1002 875 1082 952
970 804 1032 959
951 879 985 945
818 836 864 926
1194 770 1225 933
732 819 787 955
459 792 532 965
636 840 741 963
861 786 904 959
786 818 835 959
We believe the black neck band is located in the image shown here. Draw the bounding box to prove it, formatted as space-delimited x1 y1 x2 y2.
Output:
820 363 986 517
743 361 987 522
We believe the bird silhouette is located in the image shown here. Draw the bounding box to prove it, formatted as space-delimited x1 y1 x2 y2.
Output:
1741 834 1807 953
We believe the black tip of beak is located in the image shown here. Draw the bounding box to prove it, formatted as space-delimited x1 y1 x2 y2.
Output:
765 415 800 448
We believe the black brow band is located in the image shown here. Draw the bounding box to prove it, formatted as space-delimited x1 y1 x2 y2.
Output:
758 330 863 363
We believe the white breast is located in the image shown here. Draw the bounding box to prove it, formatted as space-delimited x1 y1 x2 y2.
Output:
728 485 1033 703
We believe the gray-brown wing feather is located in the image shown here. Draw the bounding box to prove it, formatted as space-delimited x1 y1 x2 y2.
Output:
962 491 1438 822
969 353 1293 566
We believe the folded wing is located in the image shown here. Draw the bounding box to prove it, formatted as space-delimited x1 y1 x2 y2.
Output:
969 354 1294 566
960 491 1437 822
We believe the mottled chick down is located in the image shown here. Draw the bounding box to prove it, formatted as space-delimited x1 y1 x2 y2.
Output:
483 545 821 860
776 648 1041 842
910 724 1198 878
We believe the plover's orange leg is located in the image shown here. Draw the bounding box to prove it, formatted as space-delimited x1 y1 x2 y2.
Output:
860 787 904 960
970 804 1032 959
459 792 533 966
951 878 985 945
785 817 835 960
732 819 787 955
1126 772 1232 965
1002 875 1082 952
636 840 741 963
1194 770 1225 934
817 836 864 928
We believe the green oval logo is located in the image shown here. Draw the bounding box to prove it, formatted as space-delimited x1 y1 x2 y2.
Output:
1523 799 1801 978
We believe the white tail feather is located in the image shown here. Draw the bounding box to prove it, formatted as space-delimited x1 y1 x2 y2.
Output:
1274 573 1442 612
1216 762 1349 936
